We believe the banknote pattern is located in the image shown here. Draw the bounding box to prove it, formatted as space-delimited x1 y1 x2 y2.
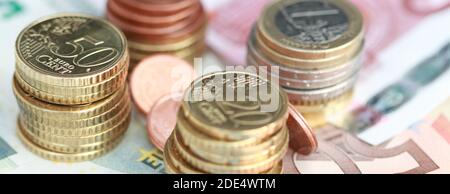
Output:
284 97 450 174
348 41 450 133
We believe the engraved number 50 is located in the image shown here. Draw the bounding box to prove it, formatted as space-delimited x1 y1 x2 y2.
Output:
50 36 119 68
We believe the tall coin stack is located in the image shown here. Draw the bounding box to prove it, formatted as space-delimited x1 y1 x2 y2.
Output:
164 71 289 174
13 14 131 162
106 0 207 68
247 0 364 128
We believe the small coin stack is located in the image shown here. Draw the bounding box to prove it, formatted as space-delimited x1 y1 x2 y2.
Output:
106 0 207 68
13 14 131 162
164 71 289 174
247 0 364 128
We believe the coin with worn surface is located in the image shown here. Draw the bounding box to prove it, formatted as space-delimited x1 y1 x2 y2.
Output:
147 92 183 151
16 13 128 87
287 104 317 155
258 0 363 59
182 71 289 141
130 55 195 114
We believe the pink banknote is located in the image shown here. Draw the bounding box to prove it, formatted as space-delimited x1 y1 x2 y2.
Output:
206 0 450 67
283 98 450 174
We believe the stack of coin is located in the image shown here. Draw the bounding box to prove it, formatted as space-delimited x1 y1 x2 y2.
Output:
164 71 289 174
13 14 131 162
106 0 207 68
247 0 364 128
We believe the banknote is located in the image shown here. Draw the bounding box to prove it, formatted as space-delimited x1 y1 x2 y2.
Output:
354 7 450 144
284 97 450 174
206 0 271 65
348 38 450 133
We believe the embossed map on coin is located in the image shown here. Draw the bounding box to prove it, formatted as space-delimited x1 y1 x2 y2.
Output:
16 15 125 76
275 0 349 44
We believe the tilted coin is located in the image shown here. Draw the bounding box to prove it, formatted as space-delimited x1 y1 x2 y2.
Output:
147 92 183 152
287 104 317 155
130 55 195 114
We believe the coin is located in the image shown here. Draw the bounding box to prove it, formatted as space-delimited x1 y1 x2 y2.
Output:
182 71 289 141
129 40 205 61
114 0 199 15
180 127 288 165
285 74 357 105
107 4 206 44
248 55 361 90
17 122 124 162
127 26 205 52
164 134 204 174
18 111 130 153
130 55 195 114
176 110 286 155
15 13 128 88
293 90 354 128
12 78 128 121
107 0 201 26
147 92 183 151
252 26 364 70
19 103 131 147
173 129 288 174
257 0 364 59
287 104 317 155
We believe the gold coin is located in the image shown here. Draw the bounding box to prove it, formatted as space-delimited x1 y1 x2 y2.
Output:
19 90 130 132
173 130 288 174
15 13 128 88
177 110 287 156
293 90 353 128
164 134 204 174
15 59 128 96
129 40 205 61
19 102 131 146
17 123 124 162
14 69 127 105
257 0 363 59
128 26 206 52
13 78 129 120
182 71 289 141
18 116 129 154
180 127 288 165
265 161 283 174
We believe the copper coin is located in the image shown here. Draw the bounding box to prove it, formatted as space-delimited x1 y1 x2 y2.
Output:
130 54 196 114
110 10 207 43
115 0 199 15
108 0 200 26
147 92 183 151
106 7 200 35
287 104 318 155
